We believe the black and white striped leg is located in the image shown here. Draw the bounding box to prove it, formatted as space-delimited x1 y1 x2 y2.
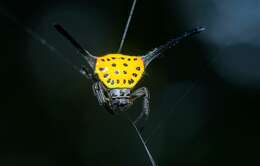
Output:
92 82 107 106
131 87 150 125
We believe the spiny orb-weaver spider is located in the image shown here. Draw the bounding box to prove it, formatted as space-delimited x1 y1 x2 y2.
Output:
54 0 205 125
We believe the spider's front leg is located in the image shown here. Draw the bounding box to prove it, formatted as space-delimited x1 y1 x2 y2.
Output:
92 81 117 115
131 87 150 125
92 81 108 106
80 66 95 80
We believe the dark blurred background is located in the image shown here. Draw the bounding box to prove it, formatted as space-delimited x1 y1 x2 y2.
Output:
0 0 260 165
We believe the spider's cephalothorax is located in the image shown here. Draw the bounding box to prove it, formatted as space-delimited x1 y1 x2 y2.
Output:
54 1 205 124
108 88 132 112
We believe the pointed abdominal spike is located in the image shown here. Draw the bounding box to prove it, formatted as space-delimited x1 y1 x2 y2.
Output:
143 26 206 67
54 24 96 69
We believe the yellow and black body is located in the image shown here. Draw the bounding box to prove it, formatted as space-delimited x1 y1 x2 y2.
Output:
95 54 145 89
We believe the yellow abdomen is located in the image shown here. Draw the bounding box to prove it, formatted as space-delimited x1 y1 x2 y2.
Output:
95 54 145 89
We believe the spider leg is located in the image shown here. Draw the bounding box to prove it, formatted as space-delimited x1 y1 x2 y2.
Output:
131 87 150 125
54 24 97 81
80 65 96 82
92 82 108 106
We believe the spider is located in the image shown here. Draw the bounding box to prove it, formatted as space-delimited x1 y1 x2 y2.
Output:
53 0 205 125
